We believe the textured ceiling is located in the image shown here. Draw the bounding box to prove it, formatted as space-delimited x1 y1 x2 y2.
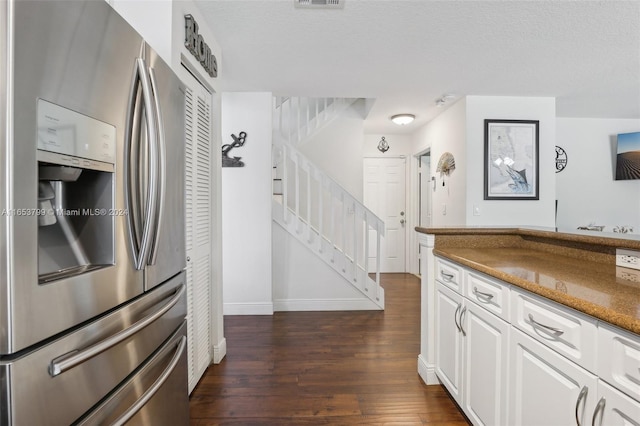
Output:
195 0 640 134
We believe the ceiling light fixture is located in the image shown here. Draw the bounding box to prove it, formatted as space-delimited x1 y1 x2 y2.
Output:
390 114 415 125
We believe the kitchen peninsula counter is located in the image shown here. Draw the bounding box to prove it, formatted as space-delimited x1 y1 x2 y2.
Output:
415 227 640 335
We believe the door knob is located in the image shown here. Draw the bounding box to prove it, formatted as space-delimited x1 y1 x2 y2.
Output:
400 211 405 216
400 219 405 224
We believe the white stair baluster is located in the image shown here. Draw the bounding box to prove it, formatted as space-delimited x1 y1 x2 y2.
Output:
294 152 301 234
375 221 381 301
307 162 313 243
352 201 358 283
330 183 336 264
364 211 370 292
318 175 324 254
282 145 289 224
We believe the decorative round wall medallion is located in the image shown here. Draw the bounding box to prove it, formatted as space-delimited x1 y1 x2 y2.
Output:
555 146 567 173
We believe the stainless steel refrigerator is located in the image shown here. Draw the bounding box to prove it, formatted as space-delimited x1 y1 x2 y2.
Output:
0 1 189 424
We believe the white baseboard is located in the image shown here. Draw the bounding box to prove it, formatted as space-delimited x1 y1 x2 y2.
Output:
418 354 439 385
273 297 381 311
223 302 274 315
212 337 227 364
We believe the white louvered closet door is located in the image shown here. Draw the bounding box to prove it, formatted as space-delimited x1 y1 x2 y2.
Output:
185 77 213 394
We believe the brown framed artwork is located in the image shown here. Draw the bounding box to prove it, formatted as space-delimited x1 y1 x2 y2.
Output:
484 119 539 200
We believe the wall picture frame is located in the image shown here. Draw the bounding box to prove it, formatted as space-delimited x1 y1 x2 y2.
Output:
484 119 539 200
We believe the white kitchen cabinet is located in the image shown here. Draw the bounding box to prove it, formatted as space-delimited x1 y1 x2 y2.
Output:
466 271 510 321
511 287 598 372
509 327 598 426
435 265 510 426
598 322 640 404
462 299 510 426
432 254 640 426
436 257 464 293
593 380 640 426
435 282 464 404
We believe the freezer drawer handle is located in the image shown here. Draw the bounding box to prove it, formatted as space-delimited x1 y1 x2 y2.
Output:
49 284 185 377
112 335 186 426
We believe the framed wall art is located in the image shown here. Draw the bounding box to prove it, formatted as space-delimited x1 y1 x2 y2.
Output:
484 119 539 200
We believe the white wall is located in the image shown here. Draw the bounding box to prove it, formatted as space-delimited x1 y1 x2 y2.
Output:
221 93 273 315
108 0 173 63
413 98 468 227
465 96 556 227
556 118 640 233
299 101 366 201
363 133 414 157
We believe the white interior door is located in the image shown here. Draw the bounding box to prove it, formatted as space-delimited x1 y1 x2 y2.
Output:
364 157 406 272
419 154 432 228
184 72 213 394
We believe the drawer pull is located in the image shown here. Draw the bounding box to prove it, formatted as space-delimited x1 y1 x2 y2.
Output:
440 271 454 282
528 313 565 336
591 397 605 426
575 385 588 426
472 287 494 301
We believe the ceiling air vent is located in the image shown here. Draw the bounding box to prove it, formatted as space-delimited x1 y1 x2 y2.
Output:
295 0 344 9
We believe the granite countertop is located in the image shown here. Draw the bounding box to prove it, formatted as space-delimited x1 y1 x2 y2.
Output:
417 227 640 335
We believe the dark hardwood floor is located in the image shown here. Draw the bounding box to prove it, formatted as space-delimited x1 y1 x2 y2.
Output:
189 273 468 425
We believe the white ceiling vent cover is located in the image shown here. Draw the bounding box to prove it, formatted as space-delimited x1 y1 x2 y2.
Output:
295 0 344 9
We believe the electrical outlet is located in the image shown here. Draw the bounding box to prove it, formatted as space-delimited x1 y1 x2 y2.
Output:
442 203 447 215
616 266 640 287
616 248 640 270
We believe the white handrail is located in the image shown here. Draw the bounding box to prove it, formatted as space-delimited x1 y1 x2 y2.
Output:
273 143 385 307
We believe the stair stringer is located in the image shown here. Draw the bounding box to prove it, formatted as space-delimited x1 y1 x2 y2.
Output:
272 200 384 311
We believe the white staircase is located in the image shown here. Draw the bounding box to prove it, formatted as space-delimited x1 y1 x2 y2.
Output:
272 96 385 309
274 96 357 147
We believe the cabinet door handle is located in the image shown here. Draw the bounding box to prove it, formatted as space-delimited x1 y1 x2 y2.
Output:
528 313 565 336
454 303 462 333
459 306 467 336
473 287 494 301
591 397 605 426
440 271 454 282
575 385 588 426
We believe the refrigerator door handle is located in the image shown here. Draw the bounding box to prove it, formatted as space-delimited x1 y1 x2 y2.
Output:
125 57 159 270
147 66 166 266
48 284 186 377
124 58 144 268
135 58 159 270
111 335 187 426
